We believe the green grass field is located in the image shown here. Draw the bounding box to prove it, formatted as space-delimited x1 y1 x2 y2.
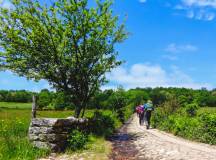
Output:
0 102 109 160
0 102 32 109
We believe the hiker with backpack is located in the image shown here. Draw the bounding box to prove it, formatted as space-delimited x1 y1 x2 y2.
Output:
144 100 154 129
137 105 145 125
135 105 140 117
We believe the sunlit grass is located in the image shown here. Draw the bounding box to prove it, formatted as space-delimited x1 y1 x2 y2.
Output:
64 135 111 160
0 102 32 109
0 108 111 160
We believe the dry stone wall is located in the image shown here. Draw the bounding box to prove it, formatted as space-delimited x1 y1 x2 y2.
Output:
29 117 88 152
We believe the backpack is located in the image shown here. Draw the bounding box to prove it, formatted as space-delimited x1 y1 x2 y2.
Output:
137 105 144 113
144 103 153 111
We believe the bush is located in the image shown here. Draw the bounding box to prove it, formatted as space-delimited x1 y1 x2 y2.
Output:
197 113 216 144
89 110 121 137
67 130 88 151
151 107 167 128
185 103 199 117
152 106 216 145
123 103 135 122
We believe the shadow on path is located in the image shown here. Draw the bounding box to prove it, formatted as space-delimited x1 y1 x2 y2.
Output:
109 118 140 160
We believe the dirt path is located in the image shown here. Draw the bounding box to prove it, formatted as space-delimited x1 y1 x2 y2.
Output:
40 115 216 160
112 114 216 160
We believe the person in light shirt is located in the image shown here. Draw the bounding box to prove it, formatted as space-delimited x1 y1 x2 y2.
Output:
144 100 154 129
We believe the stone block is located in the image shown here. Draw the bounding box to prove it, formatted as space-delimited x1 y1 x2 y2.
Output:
31 118 58 127
29 117 89 152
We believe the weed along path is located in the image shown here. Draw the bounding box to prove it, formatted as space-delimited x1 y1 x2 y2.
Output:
41 114 216 160
110 114 216 160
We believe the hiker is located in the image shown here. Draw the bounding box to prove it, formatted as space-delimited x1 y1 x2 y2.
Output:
144 100 154 129
137 105 145 125
135 105 141 117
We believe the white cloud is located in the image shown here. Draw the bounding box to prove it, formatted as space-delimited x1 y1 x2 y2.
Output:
165 43 198 53
182 0 216 8
191 10 216 20
105 63 211 90
204 12 215 20
173 0 216 21
139 0 147 3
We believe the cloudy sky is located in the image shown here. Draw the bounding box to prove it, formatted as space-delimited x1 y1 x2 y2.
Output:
1 0 216 91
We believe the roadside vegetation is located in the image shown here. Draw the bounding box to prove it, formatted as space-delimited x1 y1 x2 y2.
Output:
151 88 216 145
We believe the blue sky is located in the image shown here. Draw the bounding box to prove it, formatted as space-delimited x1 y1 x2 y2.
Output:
1 0 216 91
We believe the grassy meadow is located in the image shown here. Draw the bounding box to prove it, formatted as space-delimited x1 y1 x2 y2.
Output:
0 103 111 160
0 102 32 109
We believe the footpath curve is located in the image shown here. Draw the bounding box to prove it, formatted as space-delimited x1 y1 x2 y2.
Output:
120 114 216 160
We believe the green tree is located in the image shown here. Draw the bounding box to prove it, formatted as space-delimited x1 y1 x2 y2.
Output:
37 89 52 109
108 87 128 123
0 0 127 117
150 88 167 106
89 89 113 109
126 89 149 106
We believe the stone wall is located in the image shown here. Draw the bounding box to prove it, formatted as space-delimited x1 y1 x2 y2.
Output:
28 117 88 152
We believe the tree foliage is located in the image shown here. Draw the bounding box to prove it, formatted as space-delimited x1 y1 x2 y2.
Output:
0 0 127 117
0 90 32 102
37 89 52 109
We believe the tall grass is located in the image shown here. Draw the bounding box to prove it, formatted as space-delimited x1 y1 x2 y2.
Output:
0 109 78 160
0 110 49 160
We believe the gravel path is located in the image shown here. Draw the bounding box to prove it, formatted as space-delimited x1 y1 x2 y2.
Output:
123 115 216 160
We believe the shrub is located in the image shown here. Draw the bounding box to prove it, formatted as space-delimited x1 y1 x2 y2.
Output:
67 130 88 151
89 111 120 137
152 105 216 145
151 107 167 128
123 103 135 122
185 103 199 117
197 113 216 144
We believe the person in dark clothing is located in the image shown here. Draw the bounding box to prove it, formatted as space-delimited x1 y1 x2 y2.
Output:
139 109 145 125
137 105 144 125
144 100 154 129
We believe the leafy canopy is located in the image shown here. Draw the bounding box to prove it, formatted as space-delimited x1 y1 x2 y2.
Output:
0 0 127 117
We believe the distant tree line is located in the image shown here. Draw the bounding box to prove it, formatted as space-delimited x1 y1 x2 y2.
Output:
0 90 33 103
1 87 216 109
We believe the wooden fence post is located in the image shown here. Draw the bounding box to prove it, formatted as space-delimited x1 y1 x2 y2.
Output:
32 95 37 119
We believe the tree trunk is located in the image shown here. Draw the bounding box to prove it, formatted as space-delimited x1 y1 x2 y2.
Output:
81 105 86 118
75 107 82 118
